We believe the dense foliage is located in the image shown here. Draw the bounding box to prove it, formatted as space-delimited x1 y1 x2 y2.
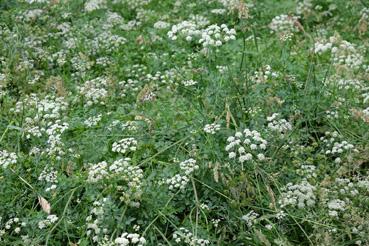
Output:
0 0 369 245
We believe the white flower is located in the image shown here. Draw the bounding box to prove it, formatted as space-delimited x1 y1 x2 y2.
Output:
203 123 221 134
269 14 299 38
267 113 292 133
179 158 199 175
79 77 109 107
242 210 259 227
38 215 58 229
85 0 106 12
172 227 209 246
327 199 346 217
182 79 198 87
0 150 17 169
115 232 146 245
166 174 189 192
278 180 316 209
153 21 170 29
229 152 236 158
257 154 265 161
87 161 109 183
115 237 129 245
112 138 138 154
225 128 268 165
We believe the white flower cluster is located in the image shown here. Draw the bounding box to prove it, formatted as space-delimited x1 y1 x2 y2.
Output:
38 215 58 229
188 14 209 28
86 198 110 242
252 65 279 83
269 14 299 39
182 79 198 87
108 120 138 132
325 110 338 119
51 50 67 67
203 123 221 134
87 161 109 183
296 0 336 17
324 78 364 91
167 21 201 41
357 178 369 191
165 158 200 192
296 0 313 15
85 0 107 12
225 129 267 164
275 210 287 220
25 0 49 3
211 218 221 228
44 121 69 159
22 9 43 22
153 21 170 30
38 166 58 192
241 210 259 227
216 65 227 74
103 11 123 24
90 31 127 55
165 174 190 192
314 41 332 54
115 0 151 10
199 24 236 48
79 77 109 107
363 91 369 104
11 94 36 113
319 177 366 218
278 180 316 209
267 113 292 134
0 217 26 239
119 64 147 95
334 178 359 196
84 114 102 127
37 96 68 121
322 180 364 227
363 107 369 121
211 9 226 15
0 150 17 169
200 203 210 210
87 159 143 203
296 164 317 179
244 106 263 117
71 55 94 79
360 7 369 21
12 96 68 133
179 158 199 175
331 41 364 70
139 91 156 103
120 20 142 31
24 118 42 139
337 79 364 90
172 227 210 246
114 232 146 245
112 138 138 154
0 75 5 95
327 199 346 217
314 36 364 70
110 158 144 202
168 21 236 48
45 121 69 136
96 57 112 67
320 131 357 164
144 70 175 86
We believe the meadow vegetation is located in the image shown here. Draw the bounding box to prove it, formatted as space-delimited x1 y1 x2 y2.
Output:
0 0 369 245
